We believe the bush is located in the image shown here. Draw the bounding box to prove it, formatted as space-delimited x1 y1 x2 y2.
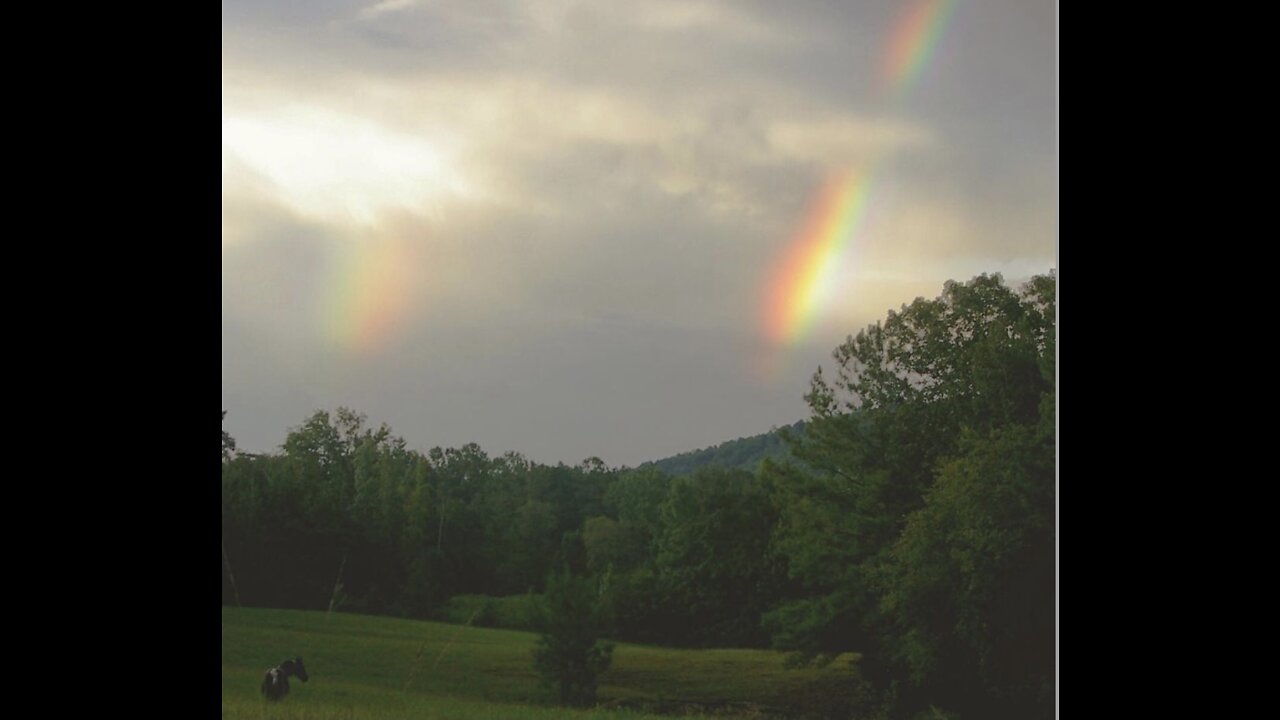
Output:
531 570 614 707
438 593 543 631
490 593 542 630
437 594 495 626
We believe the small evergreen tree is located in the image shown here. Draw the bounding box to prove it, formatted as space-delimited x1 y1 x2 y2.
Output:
532 569 614 706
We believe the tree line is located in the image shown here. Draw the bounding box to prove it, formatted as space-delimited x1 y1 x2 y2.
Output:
222 272 1055 719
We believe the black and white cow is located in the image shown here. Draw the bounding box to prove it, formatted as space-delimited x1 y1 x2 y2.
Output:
261 656 309 701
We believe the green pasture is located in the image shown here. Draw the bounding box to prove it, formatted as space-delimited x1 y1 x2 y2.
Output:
221 607 865 719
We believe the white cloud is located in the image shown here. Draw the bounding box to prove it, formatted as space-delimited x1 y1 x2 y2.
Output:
359 0 420 19
766 116 935 168
629 0 792 45
221 105 469 227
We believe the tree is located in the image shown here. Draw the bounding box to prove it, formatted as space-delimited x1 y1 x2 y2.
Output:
222 410 237 463
881 420 1054 717
604 467 672 549
222 408 435 613
582 515 643 575
532 569 614 707
765 273 1055 719
651 466 782 647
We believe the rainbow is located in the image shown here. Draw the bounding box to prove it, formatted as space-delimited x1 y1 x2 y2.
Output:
763 169 876 346
324 234 418 354
882 0 957 100
760 0 957 357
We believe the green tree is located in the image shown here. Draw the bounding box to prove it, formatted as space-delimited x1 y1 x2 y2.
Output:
532 569 614 707
882 419 1054 717
582 516 641 575
766 273 1055 719
652 466 781 647
222 410 237 463
222 408 435 613
604 467 672 549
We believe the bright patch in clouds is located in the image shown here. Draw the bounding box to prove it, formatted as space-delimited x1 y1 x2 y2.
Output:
221 106 467 227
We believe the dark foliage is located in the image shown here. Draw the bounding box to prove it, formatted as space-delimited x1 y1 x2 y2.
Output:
531 570 614 706
765 273 1055 719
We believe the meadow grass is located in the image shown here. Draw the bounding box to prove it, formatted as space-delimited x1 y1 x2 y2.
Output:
222 607 865 719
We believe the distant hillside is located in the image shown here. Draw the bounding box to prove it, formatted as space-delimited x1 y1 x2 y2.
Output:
640 421 806 476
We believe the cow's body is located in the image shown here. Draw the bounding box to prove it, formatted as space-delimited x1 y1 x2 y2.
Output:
261 657 309 701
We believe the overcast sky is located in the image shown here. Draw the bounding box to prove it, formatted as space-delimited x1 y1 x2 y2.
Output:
222 0 1056 467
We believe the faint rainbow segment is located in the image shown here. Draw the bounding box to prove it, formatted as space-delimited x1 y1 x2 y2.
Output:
324 235 418 354
882 0 958 100
760 0 956 352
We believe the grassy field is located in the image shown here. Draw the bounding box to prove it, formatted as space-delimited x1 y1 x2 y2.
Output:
222 607 867 719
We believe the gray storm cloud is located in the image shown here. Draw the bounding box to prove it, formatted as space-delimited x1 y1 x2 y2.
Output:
222 0 1056 466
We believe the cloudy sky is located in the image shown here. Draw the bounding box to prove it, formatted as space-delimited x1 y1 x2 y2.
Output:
222 0 1056 467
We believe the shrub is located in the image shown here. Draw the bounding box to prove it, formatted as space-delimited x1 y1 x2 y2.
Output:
531 570 614 706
